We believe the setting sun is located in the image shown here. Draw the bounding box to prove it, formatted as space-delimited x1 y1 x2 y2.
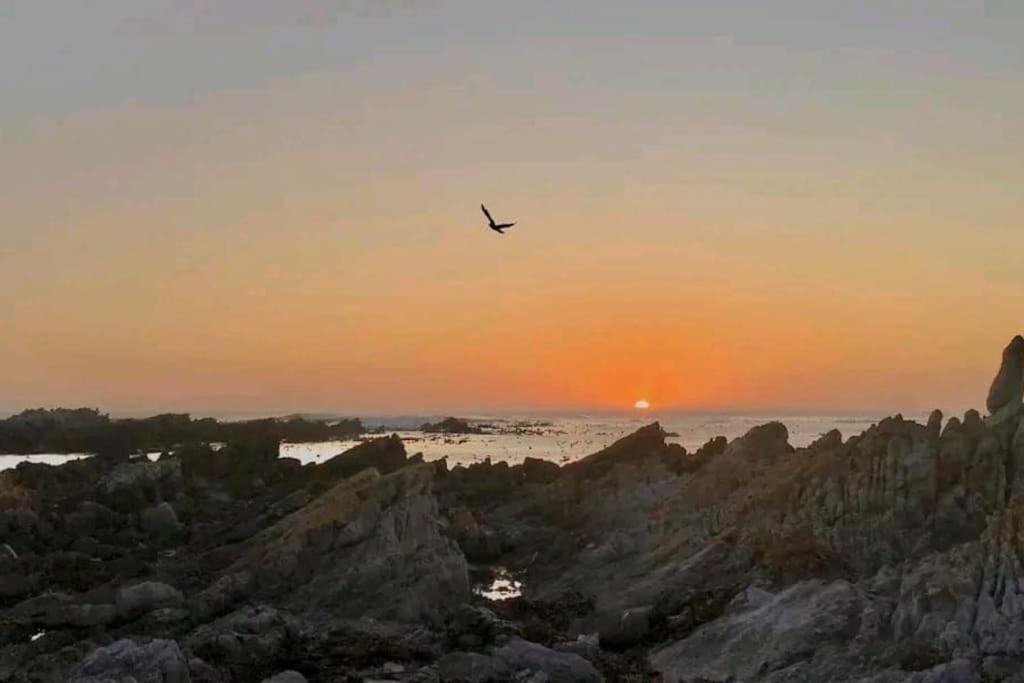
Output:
634 400 651 410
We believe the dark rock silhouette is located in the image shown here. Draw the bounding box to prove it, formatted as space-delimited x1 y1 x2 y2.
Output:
987 334 1024 423
8 338 1024 680
421 416 484 434
564 421 687 479
0 408 362 456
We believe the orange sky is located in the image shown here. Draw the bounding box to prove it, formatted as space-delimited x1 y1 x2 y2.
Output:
2 2 1022 415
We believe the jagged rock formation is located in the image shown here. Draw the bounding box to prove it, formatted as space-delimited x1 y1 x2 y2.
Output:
988 335 1024 424
229 464 469 624
9 337 1024 681
430 339 1024 681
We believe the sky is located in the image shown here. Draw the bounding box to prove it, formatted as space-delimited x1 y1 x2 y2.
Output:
1 1 1022 415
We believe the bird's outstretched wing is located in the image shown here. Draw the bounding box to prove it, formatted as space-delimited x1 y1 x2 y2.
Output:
495 223 515 230
480 204 495 225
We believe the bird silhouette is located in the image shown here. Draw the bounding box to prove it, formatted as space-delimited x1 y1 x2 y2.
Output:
481 204 515 234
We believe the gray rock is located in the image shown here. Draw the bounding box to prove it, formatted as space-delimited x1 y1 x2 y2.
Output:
449 506 504 562
98 459 184 512
140 502 181 542
228 465 469 624
437 652 513 682
262 672 308 683
68 638 189 683
492 638 603 683
981 655 1021 681
11 592 118 628
0 506 42 538
438 640 602 683
907 658 977 683
116 581 184 621
188 657 225 683
449 605 520 645
142 607 191 625
513 672 551 683
650 580 863 682
614 606 652 647
66 501 118 535
571 606 652 649
553 635 600 663
189 571 255 621
0 571 36 598
185 605 299 679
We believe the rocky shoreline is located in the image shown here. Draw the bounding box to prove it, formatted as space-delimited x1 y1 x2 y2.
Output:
5 339 1024 681
0 409 363 457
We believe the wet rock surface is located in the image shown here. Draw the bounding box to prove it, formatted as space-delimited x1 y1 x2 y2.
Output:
9 339 1024 681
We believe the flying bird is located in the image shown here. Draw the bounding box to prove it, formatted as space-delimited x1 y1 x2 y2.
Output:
481 204 515 234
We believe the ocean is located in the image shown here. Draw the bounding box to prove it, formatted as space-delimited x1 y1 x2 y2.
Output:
0 411 930 472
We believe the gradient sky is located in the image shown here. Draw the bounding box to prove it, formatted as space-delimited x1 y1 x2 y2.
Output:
2 1 1022 415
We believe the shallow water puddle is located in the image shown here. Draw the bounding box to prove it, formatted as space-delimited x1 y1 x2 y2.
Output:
474 567 524 601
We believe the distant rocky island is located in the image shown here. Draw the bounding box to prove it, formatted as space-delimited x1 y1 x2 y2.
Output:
4 338 1024 681
0 408 363 456
420 417 485 434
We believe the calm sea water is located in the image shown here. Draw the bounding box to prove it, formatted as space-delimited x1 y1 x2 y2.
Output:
279 412 929 469
0 412 928 472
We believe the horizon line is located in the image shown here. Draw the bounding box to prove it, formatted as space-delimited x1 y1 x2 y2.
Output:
0 404 970 422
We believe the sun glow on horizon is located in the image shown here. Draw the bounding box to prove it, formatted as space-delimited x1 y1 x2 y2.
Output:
634 399 651 410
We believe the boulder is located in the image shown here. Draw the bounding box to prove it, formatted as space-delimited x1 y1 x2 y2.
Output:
68 638 189 683
189 571 255 621
570 606 652 649
438 652 513 682
262 672 308 683
449 506 503 562
438 641 603 683
188 657 225 683
10 592 118 628
141 607 191 625
98 459 183 512
907 659 977 683
66 501 118 536
0 506 43 542
492 638 603 682
140 501 181 542
553 635 601 663
177 438 281 487
185 605 299 680
448 604 521 648
0 571 37 598
115 581 185 621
